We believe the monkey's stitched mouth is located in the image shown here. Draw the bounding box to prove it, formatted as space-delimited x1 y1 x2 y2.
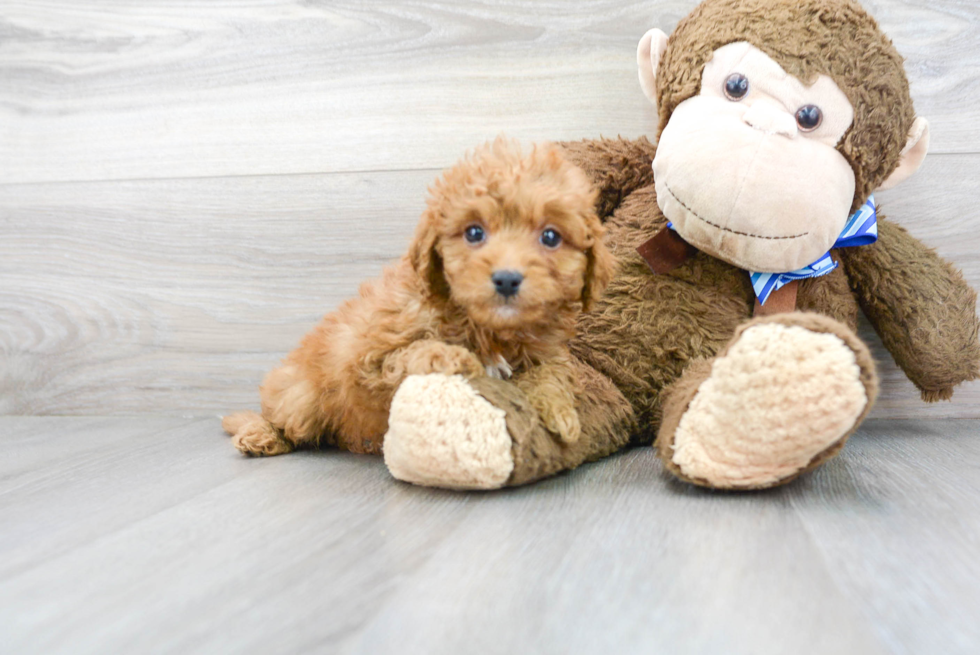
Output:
664 183 810 240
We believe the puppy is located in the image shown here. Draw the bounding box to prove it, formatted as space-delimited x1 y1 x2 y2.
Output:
223 138 615 457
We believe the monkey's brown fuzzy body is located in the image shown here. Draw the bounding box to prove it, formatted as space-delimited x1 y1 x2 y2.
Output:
570 142 860 444
567 136 980 435
477 135 979 487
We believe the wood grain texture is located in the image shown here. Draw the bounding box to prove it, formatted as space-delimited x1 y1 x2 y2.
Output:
0 169 430 414
787 420 980 655
1 416 978 654
2 0 980 416
3 154 979 416
2 0 980 186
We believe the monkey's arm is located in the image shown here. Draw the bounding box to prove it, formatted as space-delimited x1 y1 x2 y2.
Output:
839 216 980 401
558 137 658 219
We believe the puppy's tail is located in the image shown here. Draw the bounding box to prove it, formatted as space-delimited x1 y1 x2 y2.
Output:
221 410 263 436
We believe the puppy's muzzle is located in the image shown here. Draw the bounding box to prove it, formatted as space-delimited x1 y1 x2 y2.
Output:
491 270 523 298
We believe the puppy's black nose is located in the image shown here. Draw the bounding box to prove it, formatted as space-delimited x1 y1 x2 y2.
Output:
492 270 523 298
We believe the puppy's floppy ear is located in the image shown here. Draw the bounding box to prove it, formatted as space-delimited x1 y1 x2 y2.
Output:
409 206 451 299
581 217 616 312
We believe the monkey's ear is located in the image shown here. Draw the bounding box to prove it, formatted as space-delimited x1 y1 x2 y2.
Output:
877 117 930 192
637 28 669 110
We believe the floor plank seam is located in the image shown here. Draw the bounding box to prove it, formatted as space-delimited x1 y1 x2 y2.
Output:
0 167 447 189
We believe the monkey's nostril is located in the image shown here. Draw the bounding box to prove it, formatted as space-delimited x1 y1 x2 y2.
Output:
491 270 523 298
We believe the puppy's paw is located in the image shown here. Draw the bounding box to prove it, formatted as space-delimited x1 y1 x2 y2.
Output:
410 342 485 379
484 354 513 380
450 350 487 379
228 414 294 457
542 403 581 444
526 389 581 444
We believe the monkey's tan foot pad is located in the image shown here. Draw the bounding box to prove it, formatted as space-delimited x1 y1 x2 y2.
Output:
384 374 514 490
659 314 877 489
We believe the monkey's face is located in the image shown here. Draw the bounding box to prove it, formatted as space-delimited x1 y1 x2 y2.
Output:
653 42 857 272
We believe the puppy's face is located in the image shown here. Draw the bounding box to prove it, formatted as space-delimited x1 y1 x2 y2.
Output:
411 139 615 331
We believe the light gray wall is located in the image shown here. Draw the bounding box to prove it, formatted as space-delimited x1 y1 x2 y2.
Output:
2 0 979 416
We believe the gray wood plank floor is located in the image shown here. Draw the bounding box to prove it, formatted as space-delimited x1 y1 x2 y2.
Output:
1 417 978 655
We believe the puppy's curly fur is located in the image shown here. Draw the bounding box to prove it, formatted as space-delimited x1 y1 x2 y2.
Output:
223 138 615 456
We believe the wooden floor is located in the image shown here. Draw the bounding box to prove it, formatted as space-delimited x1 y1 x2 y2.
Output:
0 416 978 654
3 1 980 653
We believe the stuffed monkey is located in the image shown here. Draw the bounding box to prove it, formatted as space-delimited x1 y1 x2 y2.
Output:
382 0 980 490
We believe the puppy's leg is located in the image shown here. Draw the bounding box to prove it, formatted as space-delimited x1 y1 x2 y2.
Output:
381 339 485 385
515 355 582 444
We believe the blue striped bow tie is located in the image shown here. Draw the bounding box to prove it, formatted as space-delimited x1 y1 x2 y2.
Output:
749 196 877 305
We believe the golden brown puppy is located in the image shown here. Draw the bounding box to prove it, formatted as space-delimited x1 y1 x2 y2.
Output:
223 138 615 457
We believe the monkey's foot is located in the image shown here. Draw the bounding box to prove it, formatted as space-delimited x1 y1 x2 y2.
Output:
658 313 878 489
383 374 514 489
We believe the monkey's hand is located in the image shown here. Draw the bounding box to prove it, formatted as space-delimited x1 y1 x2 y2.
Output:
840 216 980 401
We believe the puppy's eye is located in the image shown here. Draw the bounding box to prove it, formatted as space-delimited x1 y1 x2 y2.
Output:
724 73 749 101
796 105 823 132
464 225 486 244
540 228 562 249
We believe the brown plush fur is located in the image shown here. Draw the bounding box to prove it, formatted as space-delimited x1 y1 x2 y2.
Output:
563 138 978 460
223 138 615 456
569 172 874 443
839 219 980 401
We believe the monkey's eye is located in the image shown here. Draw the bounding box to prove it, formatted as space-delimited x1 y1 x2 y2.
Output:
464 224 486 244
796 105 823 132
540 228 562 249
724 73 749 101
